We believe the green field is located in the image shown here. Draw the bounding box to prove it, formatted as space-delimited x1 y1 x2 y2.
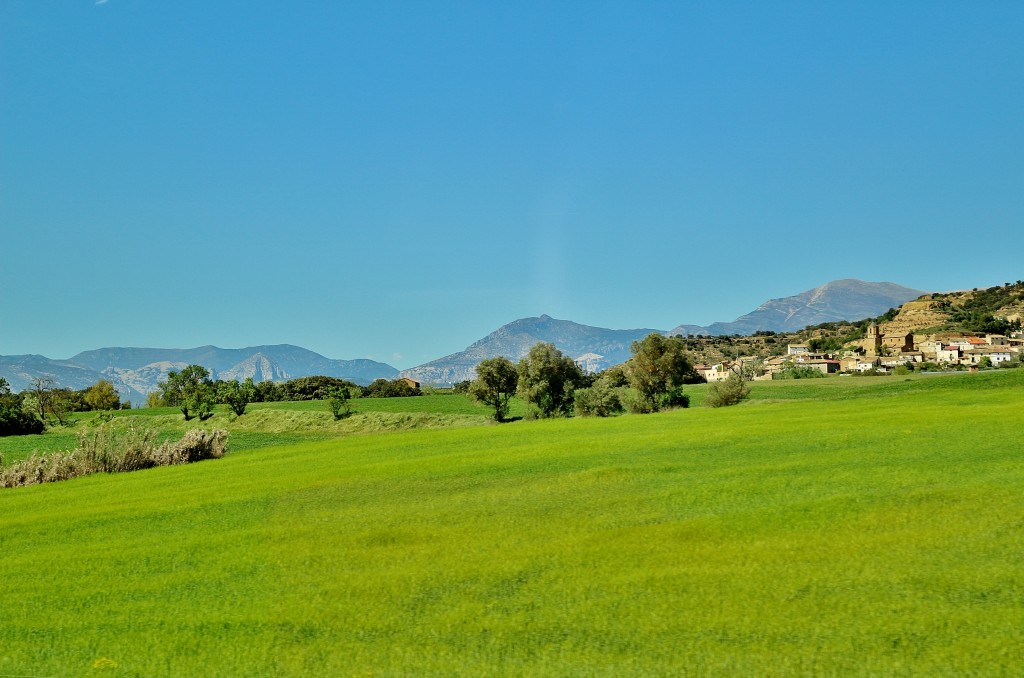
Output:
1 371 1022 676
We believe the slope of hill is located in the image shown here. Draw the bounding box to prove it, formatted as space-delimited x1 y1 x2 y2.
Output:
671 279 925 336
401 315 664 385
878 281 1024 338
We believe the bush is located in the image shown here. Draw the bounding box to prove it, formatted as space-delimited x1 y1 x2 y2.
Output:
774 366 826 380
573 381 626 417
705 372 750 408
362 379 421 398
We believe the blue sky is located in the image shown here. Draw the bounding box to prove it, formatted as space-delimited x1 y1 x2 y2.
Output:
2 2 1021 369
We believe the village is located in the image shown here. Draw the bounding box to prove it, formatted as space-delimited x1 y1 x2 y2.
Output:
696 322 1024 382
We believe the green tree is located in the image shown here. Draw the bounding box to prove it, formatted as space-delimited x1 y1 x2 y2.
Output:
0 378 44 436
326 386 354 420
160 365 216 421
516 343 584 418
219 378 257 416
625 334 698 412
469 357 519 422
84 379 121 411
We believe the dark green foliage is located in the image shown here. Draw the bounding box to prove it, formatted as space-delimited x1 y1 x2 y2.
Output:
255 380 284 402
281 376 360 401
159 365 217 421
626 334 699 412
573 378 625 417
516 343 585 418
327 387 353 420
452 380 471 394
469 357 519 422
705 372 751 408
774 365 826 380
362 378 422 398
940 283 1024 334
219 378 257 416
0 378 44 436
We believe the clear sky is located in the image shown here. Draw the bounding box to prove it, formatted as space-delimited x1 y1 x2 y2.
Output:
2 2 1021 369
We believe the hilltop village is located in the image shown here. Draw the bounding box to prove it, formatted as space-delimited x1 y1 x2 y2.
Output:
687 287 1024 381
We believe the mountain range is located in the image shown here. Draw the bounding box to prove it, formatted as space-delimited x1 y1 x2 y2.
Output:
399 315 664 385
669 279 924 336
0 279 928 397
398 279 926 384
0 345 398 405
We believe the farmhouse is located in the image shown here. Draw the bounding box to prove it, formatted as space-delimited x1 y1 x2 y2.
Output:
800 359 841 375
963 346 1015 366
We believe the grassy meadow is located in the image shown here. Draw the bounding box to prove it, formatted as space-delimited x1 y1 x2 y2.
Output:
0 371 1022 676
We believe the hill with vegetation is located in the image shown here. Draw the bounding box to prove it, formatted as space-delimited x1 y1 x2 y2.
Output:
672 281 1023 364
1 371 1022 675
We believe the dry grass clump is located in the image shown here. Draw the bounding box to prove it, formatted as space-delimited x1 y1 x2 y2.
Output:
0 426 227 488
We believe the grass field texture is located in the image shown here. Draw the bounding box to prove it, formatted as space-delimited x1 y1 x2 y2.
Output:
0 370 1021 676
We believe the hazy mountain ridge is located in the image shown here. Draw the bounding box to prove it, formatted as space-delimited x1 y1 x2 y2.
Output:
400 315 664 385
0 345 398 404
2 279 935 395
670 280 925 336
402 280 929 384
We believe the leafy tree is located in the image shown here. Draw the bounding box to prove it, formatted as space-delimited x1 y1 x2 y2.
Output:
255 380 284 402
516 343 584 418
469 357 519 422
84 379 121 411
145 391 165 408
219 378 257 416
625 334 699 412
0 378 44 436
160 365 216 421
326 386 354 420
50 388 77 425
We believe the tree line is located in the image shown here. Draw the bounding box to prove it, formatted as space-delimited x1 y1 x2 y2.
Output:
0 377 128 436
149 369 423 420
466 333 713 422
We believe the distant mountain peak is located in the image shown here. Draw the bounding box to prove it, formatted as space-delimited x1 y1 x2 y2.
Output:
401 315 664 385
671 279 925 336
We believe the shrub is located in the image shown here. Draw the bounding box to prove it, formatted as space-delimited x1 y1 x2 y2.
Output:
362 379 421 398
774 365 826 380
573 381 626 417
705 372 751 408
